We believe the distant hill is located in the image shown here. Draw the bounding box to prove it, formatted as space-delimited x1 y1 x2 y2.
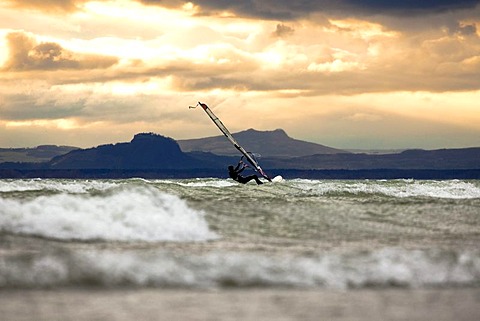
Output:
346 149 406 155
178 128 346 157
0 145 78 163
48 133 202 169
262 148 480 170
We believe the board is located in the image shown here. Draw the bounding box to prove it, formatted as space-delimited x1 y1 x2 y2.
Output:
271 175 284 183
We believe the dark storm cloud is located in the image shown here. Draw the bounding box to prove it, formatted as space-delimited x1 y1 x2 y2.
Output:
2 32 118 71
141 0 480 19
7 0 480 18
344 0 480 15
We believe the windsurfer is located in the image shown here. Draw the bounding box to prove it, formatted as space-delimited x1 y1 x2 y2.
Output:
228 161 263 185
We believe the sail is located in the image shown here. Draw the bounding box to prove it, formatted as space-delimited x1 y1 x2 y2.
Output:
198 102 271 181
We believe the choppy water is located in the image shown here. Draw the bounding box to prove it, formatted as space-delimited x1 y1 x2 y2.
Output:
1 178 479 289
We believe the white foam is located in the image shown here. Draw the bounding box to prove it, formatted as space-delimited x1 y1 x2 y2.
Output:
177 179 236 188
79 248 480 288
292 179 480 199
1 248 478 288
0 186 218 242
0 179 118 193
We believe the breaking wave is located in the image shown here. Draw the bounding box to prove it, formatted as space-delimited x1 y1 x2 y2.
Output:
0 184 217 242
1 248 478 289
292 179 480 199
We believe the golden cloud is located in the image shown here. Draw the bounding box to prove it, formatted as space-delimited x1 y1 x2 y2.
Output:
3 0 87 13
2 31 118 71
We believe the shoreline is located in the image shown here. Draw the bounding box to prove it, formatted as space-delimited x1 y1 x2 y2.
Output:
1 287 478 321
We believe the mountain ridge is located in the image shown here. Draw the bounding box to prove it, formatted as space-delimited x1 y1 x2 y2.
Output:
48 133 201 169
178 128 346 157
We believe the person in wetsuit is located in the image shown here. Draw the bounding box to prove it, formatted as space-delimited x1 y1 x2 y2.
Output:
228 160 263 185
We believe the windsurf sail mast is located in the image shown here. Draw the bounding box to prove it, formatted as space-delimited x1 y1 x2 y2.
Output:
194 102 271 182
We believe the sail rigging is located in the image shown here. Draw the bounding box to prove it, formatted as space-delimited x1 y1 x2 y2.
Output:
193 102 271 181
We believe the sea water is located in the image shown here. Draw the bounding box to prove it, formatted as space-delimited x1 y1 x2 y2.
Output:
0 178 479 289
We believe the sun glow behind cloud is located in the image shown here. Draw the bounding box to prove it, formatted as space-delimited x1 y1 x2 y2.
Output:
328 18 399 40
6 119 84 130
82 0 197 26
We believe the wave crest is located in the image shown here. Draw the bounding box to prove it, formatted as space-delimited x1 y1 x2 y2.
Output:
1 248 478 289
0 185 218 242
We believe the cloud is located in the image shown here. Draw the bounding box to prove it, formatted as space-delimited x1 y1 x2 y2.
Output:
3 0 87 13
447 22 478 36
139 0 480 20
8 0 480 18
2 31 118 71
343 0 480 15
0 82 88 121
272 24 294 38
2 11 478 95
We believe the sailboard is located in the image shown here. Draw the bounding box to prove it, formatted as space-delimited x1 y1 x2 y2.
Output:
191 102 273 182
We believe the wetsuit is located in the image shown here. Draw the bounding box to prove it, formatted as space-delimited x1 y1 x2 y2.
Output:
228 162 263 185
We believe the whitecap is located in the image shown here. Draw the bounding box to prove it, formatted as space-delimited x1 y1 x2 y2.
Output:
0 185 218 242
1 248 478 289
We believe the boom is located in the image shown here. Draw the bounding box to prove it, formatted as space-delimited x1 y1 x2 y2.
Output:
196 102 271 181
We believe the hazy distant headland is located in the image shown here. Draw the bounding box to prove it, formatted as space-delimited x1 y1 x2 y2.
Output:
1 130 479 179
0 145 78 163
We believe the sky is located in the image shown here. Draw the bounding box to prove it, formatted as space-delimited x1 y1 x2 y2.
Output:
1 0 479 150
